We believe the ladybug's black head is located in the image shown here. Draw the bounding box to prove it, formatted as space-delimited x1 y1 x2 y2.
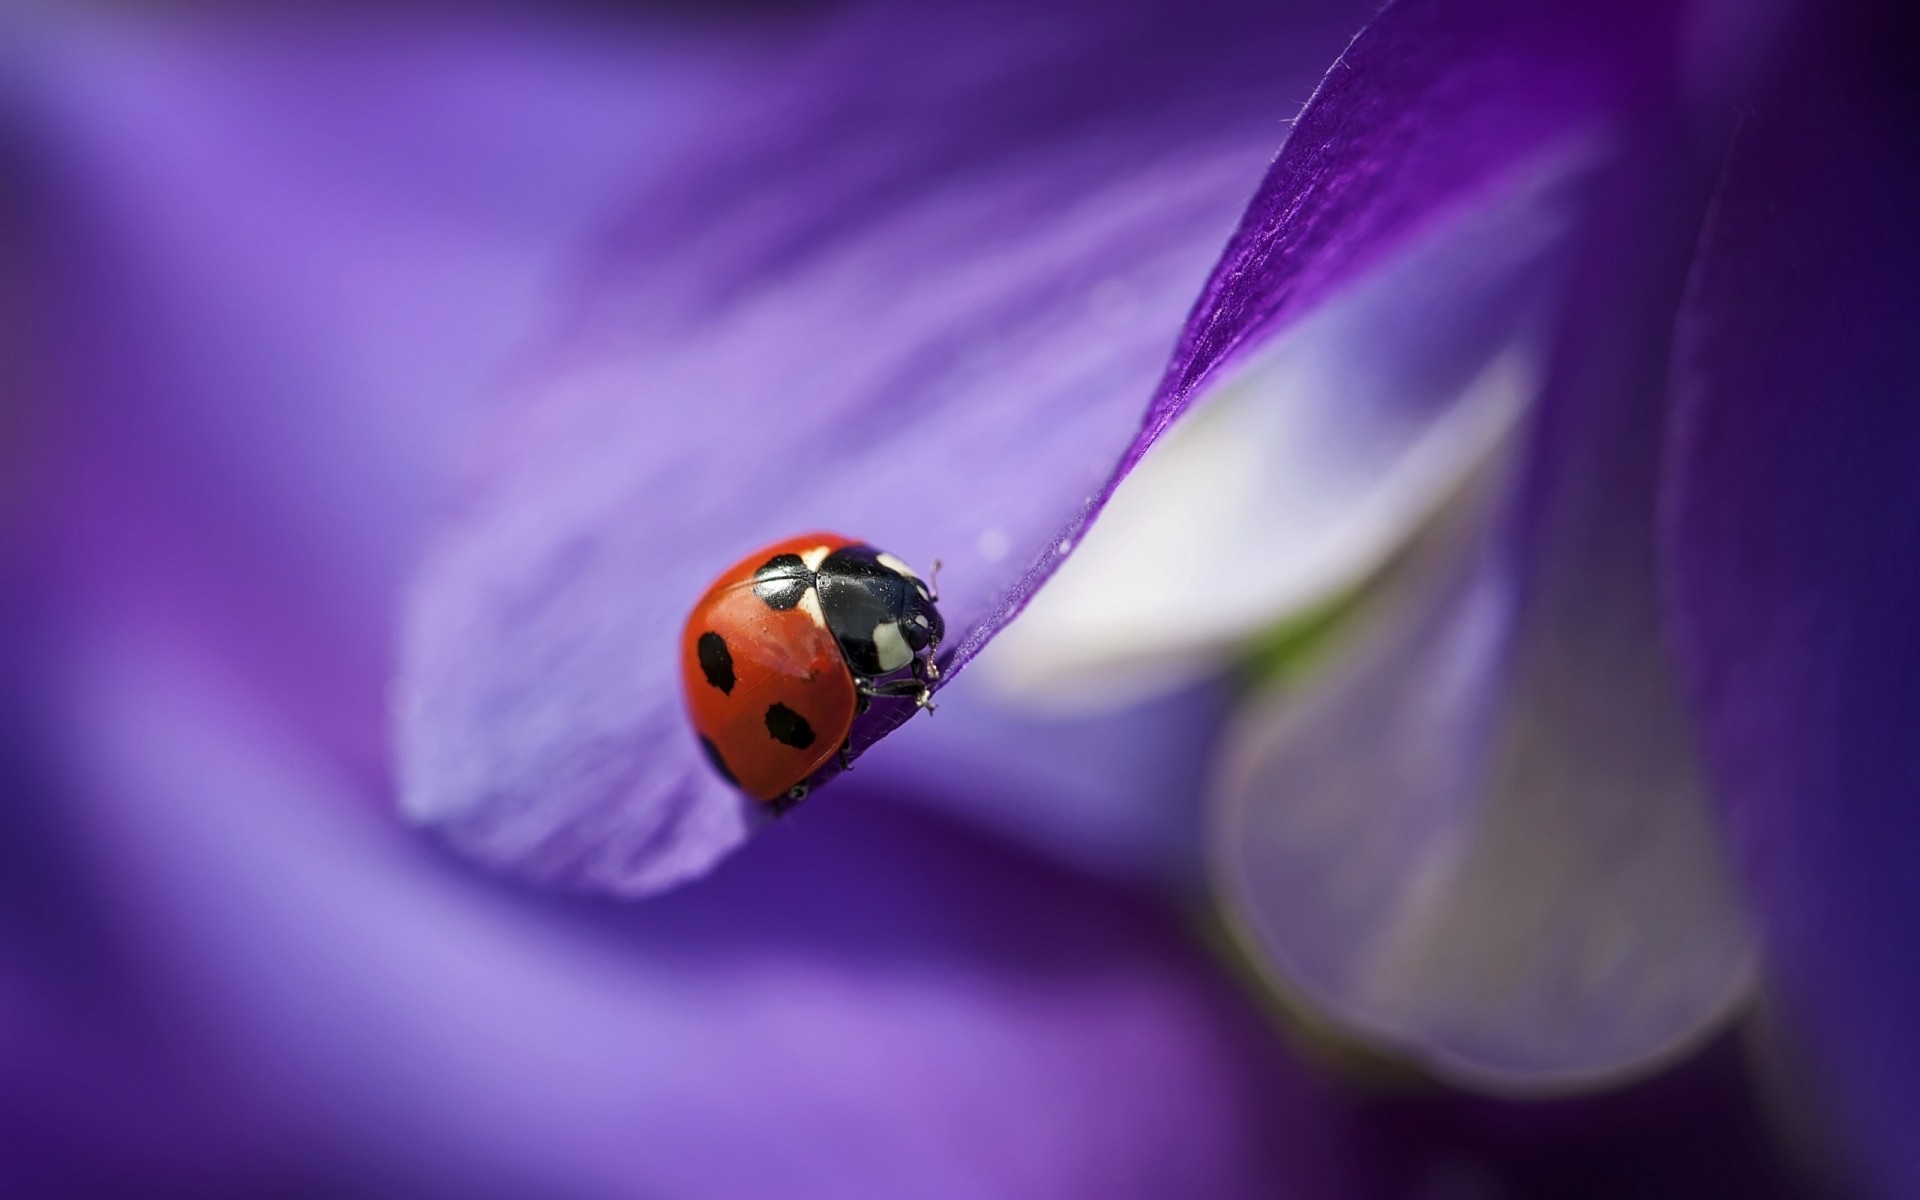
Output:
814 545 946 681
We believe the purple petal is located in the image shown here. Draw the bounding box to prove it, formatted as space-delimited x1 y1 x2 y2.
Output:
928 156 1593 881
401 0 1688 896
990 150 1586 701
397 0 1365 893
1149 0 1685 421
1663 6 1920 1193
1213 122 1755 1087
37 636 1367 1198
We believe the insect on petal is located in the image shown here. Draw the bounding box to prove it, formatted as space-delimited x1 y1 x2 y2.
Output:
398 0 1691 895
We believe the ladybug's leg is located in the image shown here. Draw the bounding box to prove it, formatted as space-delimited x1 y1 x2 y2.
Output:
912 652 941 683
837 742 854 771
857 678 925 697
858 676 936 712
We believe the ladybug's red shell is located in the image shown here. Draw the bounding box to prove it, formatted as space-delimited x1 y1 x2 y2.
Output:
680 532 859 802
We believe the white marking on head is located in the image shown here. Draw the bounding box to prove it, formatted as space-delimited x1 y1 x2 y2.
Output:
875 551 918 579
798 587 827 628
801 546 832 571
911 614 929 629
871 621 912 673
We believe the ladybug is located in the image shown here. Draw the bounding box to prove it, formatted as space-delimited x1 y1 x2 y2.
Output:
680 532 944 809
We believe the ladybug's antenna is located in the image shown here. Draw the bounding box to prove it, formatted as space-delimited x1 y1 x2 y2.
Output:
927 558 943 602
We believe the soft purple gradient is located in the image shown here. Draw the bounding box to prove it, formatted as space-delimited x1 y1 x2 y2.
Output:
21 634 1361 1198
862 669 1236 883
1665 4 1920 1195
11 7 765 782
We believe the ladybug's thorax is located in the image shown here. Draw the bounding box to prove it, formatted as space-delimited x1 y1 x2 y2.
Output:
814 545 944 680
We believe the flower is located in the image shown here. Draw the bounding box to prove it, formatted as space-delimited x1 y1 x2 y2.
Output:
3 0 1905 1197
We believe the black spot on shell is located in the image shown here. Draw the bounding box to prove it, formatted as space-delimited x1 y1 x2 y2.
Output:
698 735 739 787
696 631 735 694
752 553 811 610
764 703 816 749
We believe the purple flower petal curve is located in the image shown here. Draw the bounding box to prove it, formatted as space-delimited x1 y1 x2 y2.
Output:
397 0 1365 893
399 0 1689 896
989 150 1586 702
1147 0 1684 423
1663 5 1920 1193
1212 122 1756 1089
869 156 1600 883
